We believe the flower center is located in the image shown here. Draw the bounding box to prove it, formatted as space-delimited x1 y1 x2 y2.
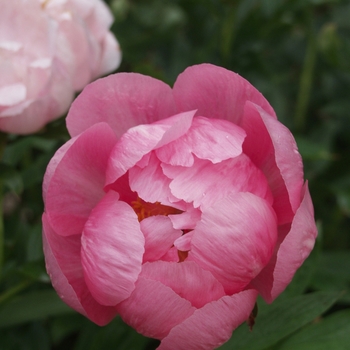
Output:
131 197 189 263
131 197 182 222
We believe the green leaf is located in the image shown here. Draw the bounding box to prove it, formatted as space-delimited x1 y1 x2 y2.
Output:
218 291 341 350
0 289 73 328
278 309 350 350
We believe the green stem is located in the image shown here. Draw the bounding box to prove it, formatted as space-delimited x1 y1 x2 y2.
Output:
220 4 239 65
294 10 317 132
0 280 32 305
0 132 7 280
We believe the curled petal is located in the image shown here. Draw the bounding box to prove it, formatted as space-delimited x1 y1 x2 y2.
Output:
116 277 195 339
105 110 195 185
156 116 246 166
158 289 258 350
45 123 117 236
189 192 278 294
168 208 201 230
42 214 117 326
250 183 317 302
66 73 177 138
81 191 145 306
128 152 175 205
163 154 273 209
173 63 276 124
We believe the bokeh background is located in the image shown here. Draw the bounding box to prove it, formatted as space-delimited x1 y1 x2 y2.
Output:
1 0 350 349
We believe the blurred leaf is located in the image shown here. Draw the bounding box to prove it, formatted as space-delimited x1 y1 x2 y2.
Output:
0 163 23 194
17 261 49 283
0 322 51 350
74 316 152 350
2 137 57 167
330 177 350 217
50 313 87 346
0 289 73 328
296 136 334 161
318 22 341 66
278 309 350 350
310 251 350 303
219 291 341 350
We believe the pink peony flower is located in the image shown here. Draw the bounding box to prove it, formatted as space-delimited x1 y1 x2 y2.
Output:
42 64 317 349
0 0 121 134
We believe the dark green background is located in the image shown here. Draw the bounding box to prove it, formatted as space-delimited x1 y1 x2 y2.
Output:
1 0 349 349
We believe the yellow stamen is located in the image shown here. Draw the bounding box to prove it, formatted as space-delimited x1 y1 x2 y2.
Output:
131 197 182 222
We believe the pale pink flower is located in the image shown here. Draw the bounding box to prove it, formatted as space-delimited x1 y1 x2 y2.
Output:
42 64 317 349
0 0 121 134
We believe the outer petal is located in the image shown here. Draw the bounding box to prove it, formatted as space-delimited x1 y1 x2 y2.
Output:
141 216 182 263
250 183 317 302
43 137 77 201
241 102 304 224
81 191 145 306
116 277 195 339
44 123 117 236
105 110 195 185
66 73 177 138
158 289 258 350
173 63 276 125
141 261 226 308
189 192 278 294
42 214 117 326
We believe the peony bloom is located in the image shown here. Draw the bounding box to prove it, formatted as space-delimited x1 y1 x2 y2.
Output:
42 64 317 349
0 0 121 134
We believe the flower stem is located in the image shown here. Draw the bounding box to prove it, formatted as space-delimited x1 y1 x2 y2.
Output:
0 132 8 280
294 10 317 132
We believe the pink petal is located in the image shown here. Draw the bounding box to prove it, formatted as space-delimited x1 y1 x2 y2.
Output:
158 289 258 350
163 154 273 209
56 16 92 90
189 192 278 294
116 277 195 339
42 214 117 326
43 137 77 201
168 208 201 230
141 261 226 308
66 73 177 138
159 246 180 262
241 102 304 224
140 216 182 263
105 110 195 185
128 152 175 205
98 31 122 76
173 231 194 251
44 123 117 236
173 63 276 125
250 182 317 302
156 116 246 166
0 83 26 106
81 191 145 306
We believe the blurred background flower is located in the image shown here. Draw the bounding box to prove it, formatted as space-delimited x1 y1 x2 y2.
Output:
0 0 121 134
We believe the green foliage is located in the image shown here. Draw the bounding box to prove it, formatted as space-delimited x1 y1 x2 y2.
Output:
1 0 349 349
